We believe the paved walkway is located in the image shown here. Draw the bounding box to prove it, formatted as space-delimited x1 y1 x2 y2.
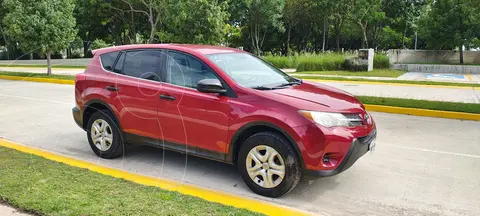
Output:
0 204 30 216
294 72 480 84
0 67 84 76
317 80 480 103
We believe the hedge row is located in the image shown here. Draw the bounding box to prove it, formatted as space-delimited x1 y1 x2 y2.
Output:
263 53 390 72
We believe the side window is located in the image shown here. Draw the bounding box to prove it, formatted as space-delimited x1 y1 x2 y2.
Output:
166 51 218 88
113 52 125 73
121 50 163 82
99 51 119 71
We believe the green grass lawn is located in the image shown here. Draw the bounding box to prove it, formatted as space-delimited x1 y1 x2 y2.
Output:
0 64 86 69
292 69 406 78
298 76 480 88
0 71 76 80
357 96 480 114
0 146 261 216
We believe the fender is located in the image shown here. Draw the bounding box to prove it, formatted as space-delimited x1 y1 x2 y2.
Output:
226 121 305 168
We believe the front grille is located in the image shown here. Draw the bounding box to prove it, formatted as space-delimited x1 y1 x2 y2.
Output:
344 114 364 126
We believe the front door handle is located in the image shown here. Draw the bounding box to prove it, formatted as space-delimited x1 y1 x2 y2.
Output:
106 86 119 91
159 94 176 101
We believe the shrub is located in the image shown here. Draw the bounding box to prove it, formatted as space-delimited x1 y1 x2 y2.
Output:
91 39 111 50
262 52 390 72
296 53 346 71
374 54 390 69
263 55 297 68
343 57 368 71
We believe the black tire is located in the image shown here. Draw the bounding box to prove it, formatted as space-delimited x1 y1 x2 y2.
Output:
237 132 302 198
86 110 124 159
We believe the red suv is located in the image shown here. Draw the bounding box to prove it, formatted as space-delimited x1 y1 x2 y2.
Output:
73 44 376 197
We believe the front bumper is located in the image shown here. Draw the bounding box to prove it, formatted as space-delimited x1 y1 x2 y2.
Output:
305 128 377 177
72 107 83 129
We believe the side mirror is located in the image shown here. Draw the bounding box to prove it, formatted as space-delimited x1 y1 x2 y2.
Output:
197 79 227 94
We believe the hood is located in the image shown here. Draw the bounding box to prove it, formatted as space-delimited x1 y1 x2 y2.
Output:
259 81 365 113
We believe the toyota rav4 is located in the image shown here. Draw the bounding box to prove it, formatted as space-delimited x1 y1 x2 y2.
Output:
73 44 376 197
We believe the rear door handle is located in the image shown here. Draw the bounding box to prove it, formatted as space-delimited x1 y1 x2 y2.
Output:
106 86 119 91
159 94 176 101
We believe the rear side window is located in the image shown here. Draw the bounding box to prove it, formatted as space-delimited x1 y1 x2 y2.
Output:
120 50 163 82
99 51 119 71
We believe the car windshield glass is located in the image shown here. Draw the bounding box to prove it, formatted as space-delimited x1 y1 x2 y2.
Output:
207 53 298 89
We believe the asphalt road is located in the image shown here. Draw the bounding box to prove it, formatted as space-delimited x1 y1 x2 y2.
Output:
1 79 479 216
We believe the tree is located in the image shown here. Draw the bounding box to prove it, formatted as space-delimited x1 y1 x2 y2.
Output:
331 0 353 51
246 0 285 55
283 0 307 55
383 0 429 48
419 0 480 63
349 0 385 48
3 0 77 74
116 0 168 43
163 0 229 44
75 0 113 56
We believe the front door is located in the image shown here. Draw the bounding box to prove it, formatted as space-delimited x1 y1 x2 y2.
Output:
157 50 230 159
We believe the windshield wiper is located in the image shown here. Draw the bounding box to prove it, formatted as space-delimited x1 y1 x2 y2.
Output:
252 86 276 90
276 79 303 88
252 79 302 90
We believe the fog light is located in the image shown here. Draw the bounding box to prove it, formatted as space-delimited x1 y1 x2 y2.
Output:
322 154 330 163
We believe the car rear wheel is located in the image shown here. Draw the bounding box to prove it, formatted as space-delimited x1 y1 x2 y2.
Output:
238 132 302 197
86 110 124 159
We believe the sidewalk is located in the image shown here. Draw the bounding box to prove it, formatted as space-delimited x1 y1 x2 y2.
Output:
0 67 84 76
293 72 480 84
0 204 30 216
316 80 480 103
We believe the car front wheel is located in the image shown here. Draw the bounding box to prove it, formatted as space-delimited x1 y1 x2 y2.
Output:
238 132 302 197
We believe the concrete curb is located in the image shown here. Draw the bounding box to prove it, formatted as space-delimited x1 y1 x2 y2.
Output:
365 104 480 121
0 139 314 216
0 75 74 85
1 76 478 121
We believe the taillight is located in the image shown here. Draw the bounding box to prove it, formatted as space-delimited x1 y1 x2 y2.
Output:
75 72 87 83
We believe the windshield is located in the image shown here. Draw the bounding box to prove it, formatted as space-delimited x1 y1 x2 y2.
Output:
207 53 299 89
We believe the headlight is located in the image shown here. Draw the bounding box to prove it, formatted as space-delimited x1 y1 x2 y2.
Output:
298 110 360 127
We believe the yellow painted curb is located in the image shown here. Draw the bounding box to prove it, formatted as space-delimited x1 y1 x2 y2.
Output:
306 78 476 90
0 75 74 85
365 104 480 121
0 139 313 216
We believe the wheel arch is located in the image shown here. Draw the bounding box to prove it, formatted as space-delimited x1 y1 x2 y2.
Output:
82 100 120 131
227 122 304 168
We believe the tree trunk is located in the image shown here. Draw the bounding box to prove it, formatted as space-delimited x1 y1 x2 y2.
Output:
359 23 368 49
0 23 9 60
46 51 52 75
460 44 464 64
322 17 327 52
286 27 291 56
83 41 91 57
402 23 407 49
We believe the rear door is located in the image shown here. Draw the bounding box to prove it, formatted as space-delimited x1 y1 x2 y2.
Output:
157 50 230 159
107 49 164 141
